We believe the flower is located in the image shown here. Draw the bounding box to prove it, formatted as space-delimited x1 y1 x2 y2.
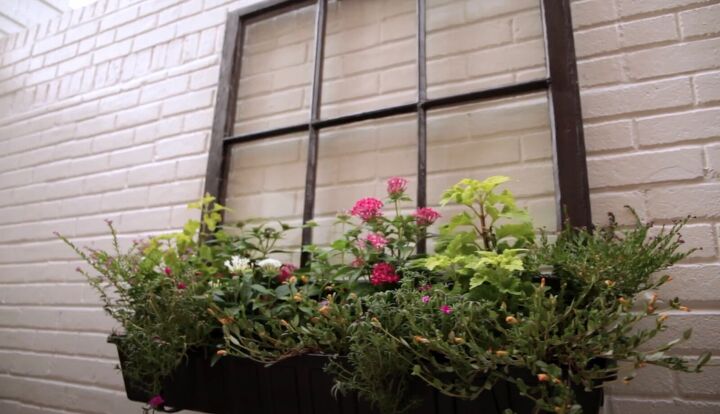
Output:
153 260 170 275
148 395 164 409
351 257 365 268
370 262 400 286
224 256 251 273
414 207 441 226
350 197 384 221
386 177 408 197
258 258 282 272
505 316 518 324
421 295 430 303
537 373 550 382
177 282 187 290
418 284 432 291
277 264 296 283
365 233 388 250
440 304 453 314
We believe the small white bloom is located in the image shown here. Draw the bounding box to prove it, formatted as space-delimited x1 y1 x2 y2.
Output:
225 256 251 273
153 260 167 274
258 258 282 272
208 280 221 289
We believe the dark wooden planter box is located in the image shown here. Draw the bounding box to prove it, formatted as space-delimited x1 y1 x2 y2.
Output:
110 336 604 414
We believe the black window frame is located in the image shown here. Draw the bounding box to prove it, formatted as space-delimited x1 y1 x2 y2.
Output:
205 0 591 261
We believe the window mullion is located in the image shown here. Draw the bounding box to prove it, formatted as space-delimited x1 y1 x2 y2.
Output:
301 0 328 265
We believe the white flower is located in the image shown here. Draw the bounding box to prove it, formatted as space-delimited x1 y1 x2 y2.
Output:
153 260 168 275
224 256 251 273
258 258 282 272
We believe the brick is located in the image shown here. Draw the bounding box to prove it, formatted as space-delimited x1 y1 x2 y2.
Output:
680 2 720 38
147 179 203 206
616 0 716 17
590 191 647 224
45 44 78 65
92 38 131 64
464 0 538 22
161 89 214 116
636 108 720 146
694 71 720 104
577 56 623 87
624 37 720 80
139 75 189 103
581 78 693 119
467 39 545 77
574 25 620 57
571 0 618 28
32 33 64 55
109 145 153 169
584 120 634 153
100 187 148 211
647 183 720 219
176 154 207 179
127 161 176 186
428 19 513 58
132 23 175 53
91 129 134 153
155 132 207 160
115 14 156 40
65 21 99 44
57 54 91 76
660 265 720 305
620 14 679 48
100 5 139 31
708 143 720 175
115 103 161 129
588 147 704 188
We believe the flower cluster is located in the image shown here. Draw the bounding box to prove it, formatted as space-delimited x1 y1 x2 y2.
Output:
414 207 441 226
364 233 388 250
370 262 400 285
350 197 384 221
386 176 408 198
225 256 251 273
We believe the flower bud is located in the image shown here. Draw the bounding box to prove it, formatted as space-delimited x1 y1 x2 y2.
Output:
293 293 303 302
453 337 465 345
537 373 550 382
319 305 331 316
604 280 616 287
216 349 227 356
413 335 430 344
495 350 509 357
505 316 519 325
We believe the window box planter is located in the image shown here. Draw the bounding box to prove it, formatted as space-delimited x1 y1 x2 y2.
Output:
109 335 606 414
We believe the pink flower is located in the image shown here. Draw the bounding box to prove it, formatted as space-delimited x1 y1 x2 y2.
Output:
421 295 430 303
177 282 187 290
418 284 432 292
370 263 400 286
148 395 164 409
277 264 296 283
350 197 384 221
365 233 388 250
440 304 453 314
387 177 408 197
164 267 172 276
414 207 441 226
351 257 365 268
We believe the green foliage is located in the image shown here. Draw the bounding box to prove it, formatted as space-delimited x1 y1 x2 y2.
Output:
61 178 711 414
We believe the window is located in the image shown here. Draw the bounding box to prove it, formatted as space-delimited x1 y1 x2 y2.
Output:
205 0 590 263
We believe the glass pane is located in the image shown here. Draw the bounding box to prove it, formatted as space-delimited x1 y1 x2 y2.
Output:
426 93 557 251
426 0 546 99
233 4 317 136
321 0 417 119
224 133 308 264
313 114 418 247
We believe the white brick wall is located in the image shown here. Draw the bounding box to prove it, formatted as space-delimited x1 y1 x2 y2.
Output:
0 0 718 413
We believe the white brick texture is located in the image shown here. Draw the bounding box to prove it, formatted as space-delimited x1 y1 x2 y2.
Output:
0 0 718 413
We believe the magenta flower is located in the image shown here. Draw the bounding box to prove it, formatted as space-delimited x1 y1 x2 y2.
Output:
440 305 453 314
365 233 388 250
148 395 164 409
370 262 400 286
164 266 172 276
418 284 432 292
277 264 296 283
350 197 384 221
386 177 408 197
177 282 187 290
414 207 441 226
421 295 430 303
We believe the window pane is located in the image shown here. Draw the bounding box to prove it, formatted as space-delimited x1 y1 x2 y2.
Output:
313 114 418 247
321 0 417 119
224 134 308 264
233 4 317 136
426 0 546 99
426 93 557 250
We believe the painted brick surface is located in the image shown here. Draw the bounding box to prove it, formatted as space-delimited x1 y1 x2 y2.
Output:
0 0 718 413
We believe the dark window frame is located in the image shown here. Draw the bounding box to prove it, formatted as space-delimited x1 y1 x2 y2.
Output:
205 0 591 260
